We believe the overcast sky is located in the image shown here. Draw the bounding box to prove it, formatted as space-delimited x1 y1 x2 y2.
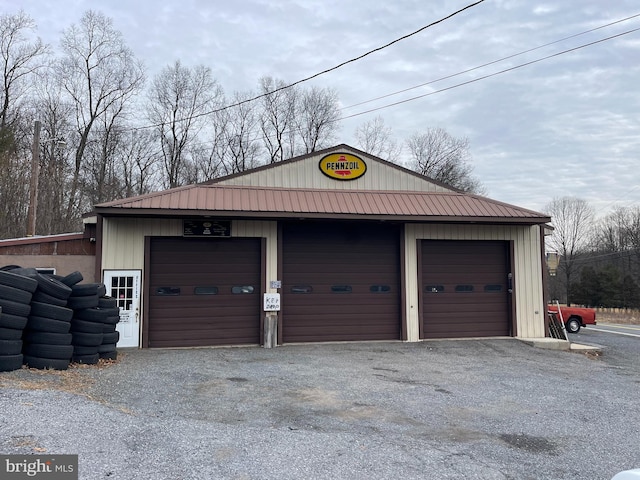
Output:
4 0 640 217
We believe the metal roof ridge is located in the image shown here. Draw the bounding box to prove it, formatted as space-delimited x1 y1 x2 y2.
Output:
199 184 467 195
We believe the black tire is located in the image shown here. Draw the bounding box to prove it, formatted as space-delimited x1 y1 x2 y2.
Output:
67 295 99 309
0 270 38 293
101 307 120 317
102 323 117 333
70 318 104 334
23 355 69 370
72 353 99 365
23 343 73 360
98 296 118 308
102 331 120 344
25 316 71 334
0 264 21 271
74 307 110 322
72 345 99 355
31 290 68 307
566 317 581 334
71 332 103 347
71 283 100 297
0 313 28 330
0 354 23 372
0 284 33 304
99 350 118 360
60 271 83 287
104 315 120 325
30 302 73 321
0 327 23 340
23 331 72 345
0 339 22 355
0 298 31 317
97 343 117 353
3 267 38 277
32 273 72 300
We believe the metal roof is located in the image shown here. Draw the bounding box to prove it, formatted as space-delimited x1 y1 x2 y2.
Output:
95 184 550 224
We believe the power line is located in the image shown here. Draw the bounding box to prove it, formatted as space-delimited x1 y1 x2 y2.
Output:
132 0 485 131
338 27 640 121
340 13 640 111
147 24 640 158
592 185 640 218
187 18 640 146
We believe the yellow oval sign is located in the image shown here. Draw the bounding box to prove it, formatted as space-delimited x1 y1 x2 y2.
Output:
319 153 367 181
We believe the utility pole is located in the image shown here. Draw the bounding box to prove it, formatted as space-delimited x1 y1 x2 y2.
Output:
26 120 41 237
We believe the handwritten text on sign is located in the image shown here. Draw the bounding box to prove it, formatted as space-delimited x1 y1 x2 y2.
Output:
263 293 281 312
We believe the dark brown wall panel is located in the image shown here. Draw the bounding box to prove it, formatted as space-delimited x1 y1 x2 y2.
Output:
282 221 401 343
421 240 510 339
147 237 261 347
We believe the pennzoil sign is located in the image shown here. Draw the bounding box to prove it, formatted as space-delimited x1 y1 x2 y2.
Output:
319 153 367 181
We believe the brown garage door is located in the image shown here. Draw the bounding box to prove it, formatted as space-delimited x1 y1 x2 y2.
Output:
282 222 401 343
421 240 511 339
147 237 261 348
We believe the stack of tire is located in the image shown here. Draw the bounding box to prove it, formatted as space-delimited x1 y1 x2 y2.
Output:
68 278 119 363
96 295 120 361
22 272 74 370
0 269 38 372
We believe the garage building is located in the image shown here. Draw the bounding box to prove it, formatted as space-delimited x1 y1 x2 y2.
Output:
93 145 550 348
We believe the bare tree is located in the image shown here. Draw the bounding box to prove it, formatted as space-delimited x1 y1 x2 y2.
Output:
406 128 484 193
195 108 229 182
32 70 75 234
219 91 262 174
146 60 222 188
0 10 49 131
594 206 640 282
57 10 145 224
0 11 49 237
354 116 401 161
0 118 30 237
258 76 297 163
545 197 595 304
294 86 340 154
82 111 125 206
118 130 160 197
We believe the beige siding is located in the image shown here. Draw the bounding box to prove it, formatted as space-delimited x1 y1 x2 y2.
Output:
103 216 545 345
404 224 545 341
217 149 453 193
101 218 279 348
102 218 182 271
102 218 277 290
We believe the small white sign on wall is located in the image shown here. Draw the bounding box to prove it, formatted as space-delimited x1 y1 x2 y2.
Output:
263 293 281 312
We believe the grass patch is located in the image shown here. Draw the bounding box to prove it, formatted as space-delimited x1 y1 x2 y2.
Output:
596 310 640 325
0 358 119 398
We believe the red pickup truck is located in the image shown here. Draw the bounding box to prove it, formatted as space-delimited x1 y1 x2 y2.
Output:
548 305 597 333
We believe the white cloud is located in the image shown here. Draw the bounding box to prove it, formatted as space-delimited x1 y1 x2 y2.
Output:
2 0 639 217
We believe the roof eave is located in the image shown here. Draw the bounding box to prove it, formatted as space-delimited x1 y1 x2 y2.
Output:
94 207 550 225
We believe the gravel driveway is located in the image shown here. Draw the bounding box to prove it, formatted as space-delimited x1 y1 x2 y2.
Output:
1 338 638 479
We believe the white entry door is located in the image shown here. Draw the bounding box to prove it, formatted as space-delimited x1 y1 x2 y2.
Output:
103 270 141 348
